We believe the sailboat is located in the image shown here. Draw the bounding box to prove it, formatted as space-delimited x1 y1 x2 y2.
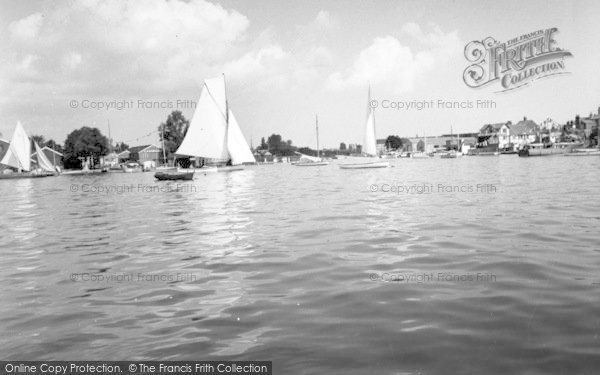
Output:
339 87 389 169
155 74 255 181
441 127 463 158
293 114 329 166
0 122 57 179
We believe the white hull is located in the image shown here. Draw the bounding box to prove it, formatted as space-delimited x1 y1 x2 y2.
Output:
565 150 600 156
339 161 389 169
292 161 329 166
216 165 244 172
411 153 431 159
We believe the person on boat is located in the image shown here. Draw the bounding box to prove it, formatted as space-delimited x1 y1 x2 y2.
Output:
226 159 232 166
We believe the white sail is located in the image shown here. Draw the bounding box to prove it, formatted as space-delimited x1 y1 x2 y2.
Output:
227 109 256 164
175 76 229 160
363 87 377 156
175 75 254 165
1 121 31 171
34 142 55 172
295 152 321 163
363 108 377 156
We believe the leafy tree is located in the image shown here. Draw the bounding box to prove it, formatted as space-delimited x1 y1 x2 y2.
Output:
115 142 129 152
260 137 267 150
267 134 296 156
339 142 346 151
31 134 46 146
158 111 189 160
64 127 109 168
385 135 404 150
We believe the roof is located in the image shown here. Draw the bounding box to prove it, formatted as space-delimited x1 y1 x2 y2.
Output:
129 144 161 153
480 122 509 133
117 150 130 157
129 145 152 153
511 119 539 135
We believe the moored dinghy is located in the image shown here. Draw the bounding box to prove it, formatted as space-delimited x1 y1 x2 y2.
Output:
293 114 329 166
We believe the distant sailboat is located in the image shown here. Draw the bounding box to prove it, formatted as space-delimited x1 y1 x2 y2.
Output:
339 87 389 169
155 74 255 180
293 114 328 166
0 122 57 179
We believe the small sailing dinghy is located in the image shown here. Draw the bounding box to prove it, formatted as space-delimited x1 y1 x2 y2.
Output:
154 74 255 181
339 87 389 169
293 115 328 166
0 122 58 179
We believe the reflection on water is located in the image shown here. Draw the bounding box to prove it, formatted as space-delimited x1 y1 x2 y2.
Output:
1 157 599 373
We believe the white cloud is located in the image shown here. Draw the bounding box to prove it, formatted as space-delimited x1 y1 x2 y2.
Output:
5 0 250 94
314 11 336 30
62 52 82 70
9 12 43 39
326 23 459 93
224 45 288 86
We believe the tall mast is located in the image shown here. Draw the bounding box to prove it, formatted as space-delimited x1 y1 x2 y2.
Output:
161 123 167 165
223 73 230 162
223 73 229 128
316 114 320 158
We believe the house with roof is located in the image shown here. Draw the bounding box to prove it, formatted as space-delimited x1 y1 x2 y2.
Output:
479 122 511 149
510 117 540 148
128 144 163 164
253 149 273 163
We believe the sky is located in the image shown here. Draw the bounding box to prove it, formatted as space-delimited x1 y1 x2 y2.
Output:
1 0 599 149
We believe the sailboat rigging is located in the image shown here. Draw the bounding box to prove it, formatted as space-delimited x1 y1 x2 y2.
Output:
339 86 389 169
293 114 328 166
155 74 255 180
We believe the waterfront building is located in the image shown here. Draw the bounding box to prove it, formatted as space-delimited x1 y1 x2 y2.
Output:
128 144 163 164
479 122 511 149
376 139 387 155
510 118 539 149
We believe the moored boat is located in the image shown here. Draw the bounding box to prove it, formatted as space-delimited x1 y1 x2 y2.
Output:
518 142 580 157
154 170 194 180
339 161 389 169
293 115 329 167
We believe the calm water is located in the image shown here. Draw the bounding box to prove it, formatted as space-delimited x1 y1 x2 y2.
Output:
1 156 599 374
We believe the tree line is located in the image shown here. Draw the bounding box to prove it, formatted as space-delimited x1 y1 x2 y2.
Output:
37 110 390 169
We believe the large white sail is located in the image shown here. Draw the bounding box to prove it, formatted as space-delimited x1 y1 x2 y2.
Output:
363 104 377 157
227 109 256 164
1 122 31 171
34 142 55 172
175 76 229 160
175 75 254 165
